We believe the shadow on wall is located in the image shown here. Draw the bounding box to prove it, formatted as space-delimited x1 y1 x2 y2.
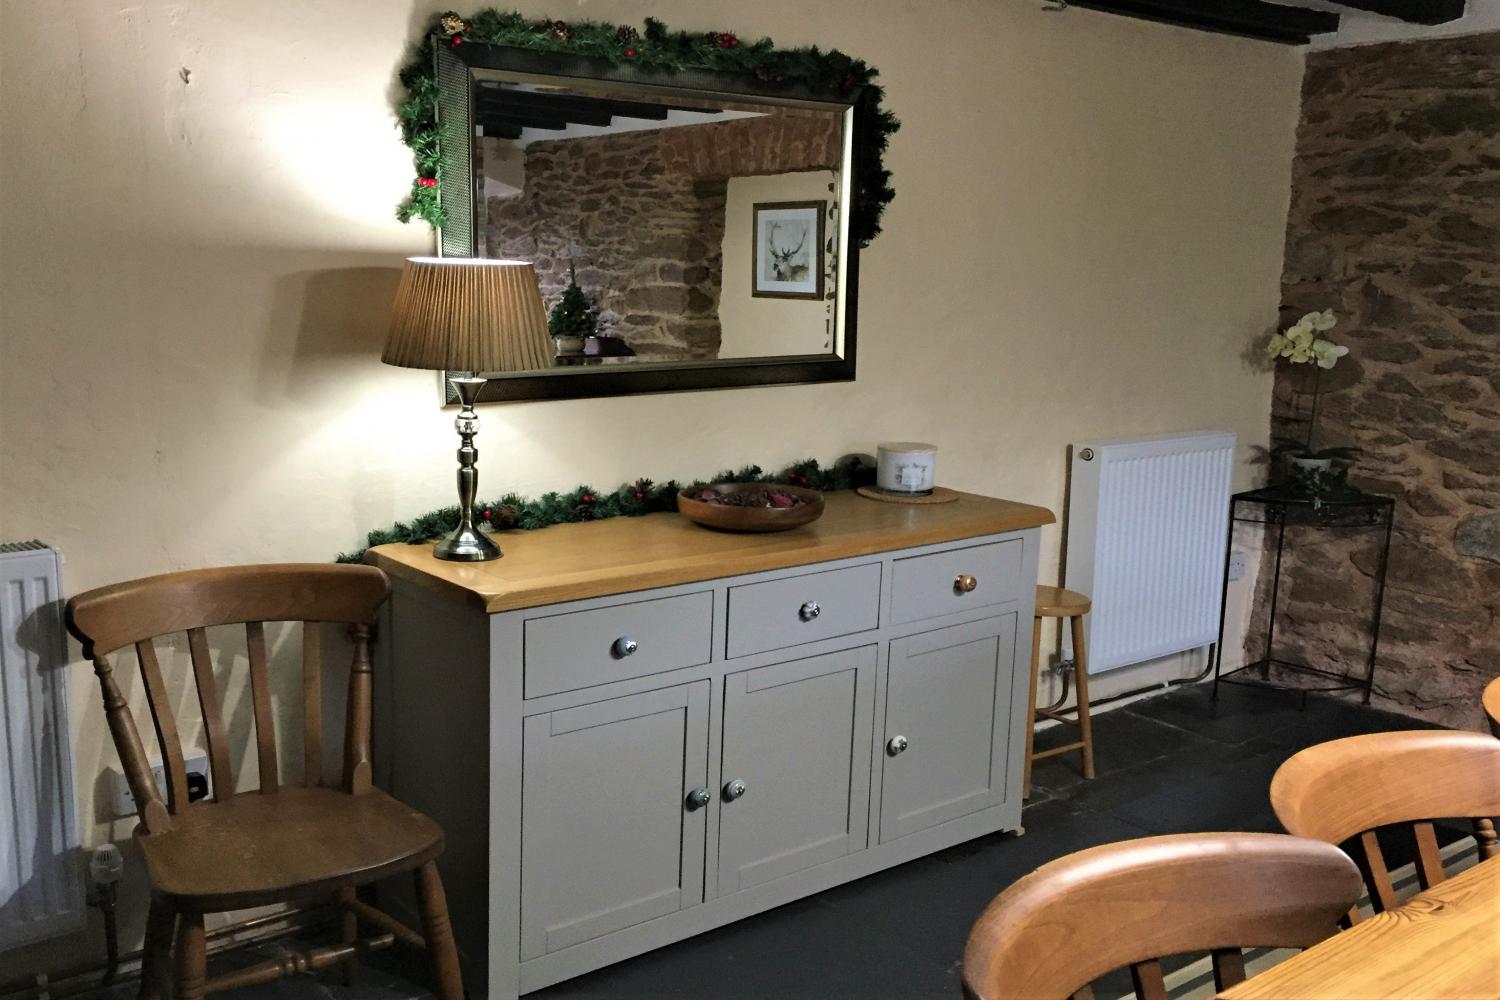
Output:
257 266 403 408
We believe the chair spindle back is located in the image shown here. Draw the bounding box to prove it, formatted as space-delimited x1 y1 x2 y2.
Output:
1270 730 1500 915
961 832 1363 1000
66 563 389 835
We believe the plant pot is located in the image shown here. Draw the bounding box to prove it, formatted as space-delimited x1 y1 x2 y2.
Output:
554 335 585 357
1286 455 1342 494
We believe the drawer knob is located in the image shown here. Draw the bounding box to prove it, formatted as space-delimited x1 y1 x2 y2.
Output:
723 778 748 801
887 735 909 757
798 601 822 622
685 787 712 811
954 574 979 595
612 636 639 658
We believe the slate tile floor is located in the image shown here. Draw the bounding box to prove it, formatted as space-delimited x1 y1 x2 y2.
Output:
128 683 1443 1000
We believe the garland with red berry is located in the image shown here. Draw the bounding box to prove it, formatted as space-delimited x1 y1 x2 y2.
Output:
336 455 873 563
395 11 899 247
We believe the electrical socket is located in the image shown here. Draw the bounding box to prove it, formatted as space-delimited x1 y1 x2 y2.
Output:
1228 550 1248 582
112 753 211 817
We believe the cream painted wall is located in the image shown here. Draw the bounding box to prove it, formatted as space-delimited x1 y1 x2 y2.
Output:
719 171 837 358
0 0 1302 974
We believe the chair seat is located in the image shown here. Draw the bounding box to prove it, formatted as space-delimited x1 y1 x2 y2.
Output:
139 786 444 911
1035 585 1091 618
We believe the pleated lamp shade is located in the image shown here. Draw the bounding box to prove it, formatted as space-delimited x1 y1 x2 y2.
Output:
382 257 553 372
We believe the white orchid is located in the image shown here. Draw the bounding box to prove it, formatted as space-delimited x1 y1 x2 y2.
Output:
1267 311 1345 369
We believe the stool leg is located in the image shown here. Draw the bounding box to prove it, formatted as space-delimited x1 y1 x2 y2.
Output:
416 861 465 1000
1071 615 1096 780
1023 614 1043 798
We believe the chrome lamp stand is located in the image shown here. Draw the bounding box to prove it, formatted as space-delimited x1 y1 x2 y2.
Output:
434 376 501 561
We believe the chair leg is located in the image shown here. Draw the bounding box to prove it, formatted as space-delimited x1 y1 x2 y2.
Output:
1071 615 1096 780
139 898 175 1000
174 911 207 1000
415 861 465 1000
1023 614 1043 798
338 886 360 985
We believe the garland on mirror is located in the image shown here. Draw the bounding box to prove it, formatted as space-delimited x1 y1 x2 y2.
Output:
395 10 899 246
337 455 874 563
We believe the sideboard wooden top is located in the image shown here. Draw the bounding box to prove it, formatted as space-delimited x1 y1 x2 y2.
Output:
366 491 1055 613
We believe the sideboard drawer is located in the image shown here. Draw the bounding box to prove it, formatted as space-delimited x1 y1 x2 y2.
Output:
524 592 713 698
726 563 881 659
891 539 1024 625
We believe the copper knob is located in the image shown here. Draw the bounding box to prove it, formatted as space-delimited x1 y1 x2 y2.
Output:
954 574 978 594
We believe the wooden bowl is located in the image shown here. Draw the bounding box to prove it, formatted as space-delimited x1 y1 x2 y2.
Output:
677 483 826 533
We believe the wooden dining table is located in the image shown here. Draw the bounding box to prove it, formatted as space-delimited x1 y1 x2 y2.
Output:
1218 854 1500 999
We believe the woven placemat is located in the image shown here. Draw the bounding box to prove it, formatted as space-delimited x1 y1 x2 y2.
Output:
856 485 961 505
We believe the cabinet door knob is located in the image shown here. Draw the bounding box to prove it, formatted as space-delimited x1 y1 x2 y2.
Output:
685 787 712 811
613 636 639 658
798 601 822 622
954 574 978 594
886 735 909 757
722 779 748 801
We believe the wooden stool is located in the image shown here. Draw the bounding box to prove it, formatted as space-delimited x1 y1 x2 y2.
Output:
1023 586 1096 797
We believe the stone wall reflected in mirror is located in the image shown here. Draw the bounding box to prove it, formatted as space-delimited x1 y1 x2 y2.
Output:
471 79 846 369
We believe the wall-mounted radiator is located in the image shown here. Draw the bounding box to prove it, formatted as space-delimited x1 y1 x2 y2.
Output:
0 541 83 952
1065 432 1235 674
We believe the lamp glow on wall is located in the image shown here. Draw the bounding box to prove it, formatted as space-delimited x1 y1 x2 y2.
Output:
382 257 552 561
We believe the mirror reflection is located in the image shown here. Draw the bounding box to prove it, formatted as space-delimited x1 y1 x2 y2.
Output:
470 74 849 369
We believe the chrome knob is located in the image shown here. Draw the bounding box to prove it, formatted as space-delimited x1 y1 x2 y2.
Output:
723 779 747 801
685 787 712 811
613 636 639 658
886 735 909 757
954 574 978 595
798 601 822 622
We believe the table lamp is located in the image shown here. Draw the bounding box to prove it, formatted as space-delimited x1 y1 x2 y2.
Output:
382 257 552 561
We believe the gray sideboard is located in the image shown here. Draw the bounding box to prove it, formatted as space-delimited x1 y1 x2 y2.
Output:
367 491 1054 998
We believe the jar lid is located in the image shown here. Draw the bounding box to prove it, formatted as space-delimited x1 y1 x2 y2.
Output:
878 442 937 452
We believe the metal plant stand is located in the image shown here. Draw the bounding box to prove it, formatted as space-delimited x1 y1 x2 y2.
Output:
1212 486 1395 705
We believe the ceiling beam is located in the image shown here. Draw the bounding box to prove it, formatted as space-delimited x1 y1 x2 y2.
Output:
1068 0 1340 43
1330 0 1465 24
476 85 673 121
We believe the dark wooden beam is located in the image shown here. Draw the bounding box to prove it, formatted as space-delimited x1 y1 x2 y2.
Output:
477 97 616 127
1331 0 1464 25
476 85 673 121
1068 0 1340 43
476 121 524 140
480 112 568 131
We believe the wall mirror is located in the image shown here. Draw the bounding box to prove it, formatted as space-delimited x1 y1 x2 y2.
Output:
428 40 884 402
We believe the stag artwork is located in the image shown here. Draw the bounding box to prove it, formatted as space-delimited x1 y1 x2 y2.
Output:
766 221 811 282
753 201 825 299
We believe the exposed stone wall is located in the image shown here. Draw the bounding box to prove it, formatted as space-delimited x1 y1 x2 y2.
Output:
483 114 840 360
1264 32 1500 729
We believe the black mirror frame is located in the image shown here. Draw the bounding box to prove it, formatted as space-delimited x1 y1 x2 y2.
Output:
433 43 867 404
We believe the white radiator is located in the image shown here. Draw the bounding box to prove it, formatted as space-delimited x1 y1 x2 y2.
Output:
1065 432 1235 674
0 541 83 951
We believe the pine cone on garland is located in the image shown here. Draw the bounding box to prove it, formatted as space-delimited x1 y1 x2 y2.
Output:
438 11 466 36
543 19 572 42
615 25 640 44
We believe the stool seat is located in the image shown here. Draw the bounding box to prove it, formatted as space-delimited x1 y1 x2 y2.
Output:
1035 585 1091 618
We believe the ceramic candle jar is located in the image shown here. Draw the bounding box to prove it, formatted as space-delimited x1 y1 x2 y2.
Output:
876 442 937 495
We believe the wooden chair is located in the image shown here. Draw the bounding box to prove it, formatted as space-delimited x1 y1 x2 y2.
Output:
1484 676 1500 738
1023 586 1096 797
961 832 1363 1000
66 564 464 1000
1270 730 1500 916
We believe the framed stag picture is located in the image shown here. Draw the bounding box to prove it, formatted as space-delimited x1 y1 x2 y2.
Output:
752 200 826 300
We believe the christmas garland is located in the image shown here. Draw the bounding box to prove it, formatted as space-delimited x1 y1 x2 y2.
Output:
395 11 899 247
337 456 873 563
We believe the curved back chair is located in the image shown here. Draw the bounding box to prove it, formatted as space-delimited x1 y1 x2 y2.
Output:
67 563 462 1000
1271 730 1500 915
961 832 1363 1000
1484 677 1500 738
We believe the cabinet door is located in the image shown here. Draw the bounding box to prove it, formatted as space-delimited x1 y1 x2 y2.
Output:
718 647 875 894
879 615 1018 843
521 682 709 959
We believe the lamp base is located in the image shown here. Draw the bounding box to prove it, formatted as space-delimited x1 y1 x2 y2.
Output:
433 524 502 562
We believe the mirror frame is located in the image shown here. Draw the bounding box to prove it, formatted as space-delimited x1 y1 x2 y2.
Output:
433 43 870 404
